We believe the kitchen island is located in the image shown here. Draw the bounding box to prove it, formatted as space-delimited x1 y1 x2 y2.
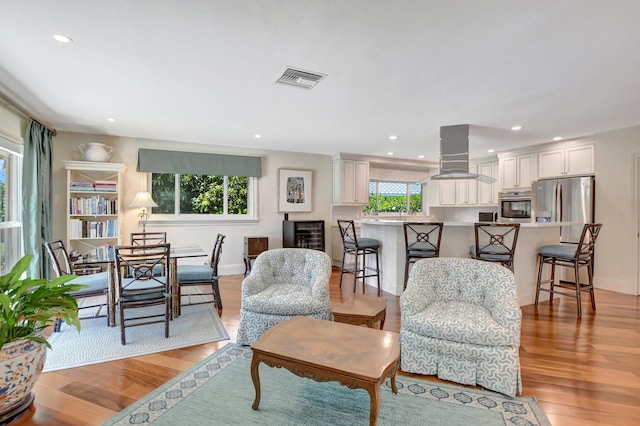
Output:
358 220 564 305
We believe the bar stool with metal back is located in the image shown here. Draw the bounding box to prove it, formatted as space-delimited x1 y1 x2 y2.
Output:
337 220 381 296
535 223 602 317
403 222 443 290
470 223 520 272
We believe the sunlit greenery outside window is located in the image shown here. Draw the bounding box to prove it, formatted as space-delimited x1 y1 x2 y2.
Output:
151 173 251 215
363 181 423 214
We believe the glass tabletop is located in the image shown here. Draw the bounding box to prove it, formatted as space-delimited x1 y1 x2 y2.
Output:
72 244 207 265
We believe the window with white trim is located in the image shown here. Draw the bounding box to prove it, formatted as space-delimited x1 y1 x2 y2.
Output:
151 173 256 219
0 147 23 274
363 181 423 214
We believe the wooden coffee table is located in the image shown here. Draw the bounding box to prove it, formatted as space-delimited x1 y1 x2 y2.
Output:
332 293 387 329
250 316 399 426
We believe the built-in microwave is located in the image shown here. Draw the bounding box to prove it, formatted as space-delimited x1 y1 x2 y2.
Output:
498 191 532 223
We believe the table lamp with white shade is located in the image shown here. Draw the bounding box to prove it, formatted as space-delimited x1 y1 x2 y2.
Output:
129 191 158 232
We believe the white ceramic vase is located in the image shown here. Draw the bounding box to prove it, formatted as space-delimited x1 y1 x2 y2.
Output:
0 338 47 420
79 142 113 162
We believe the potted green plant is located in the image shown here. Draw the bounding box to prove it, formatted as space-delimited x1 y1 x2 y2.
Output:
0 254 88 422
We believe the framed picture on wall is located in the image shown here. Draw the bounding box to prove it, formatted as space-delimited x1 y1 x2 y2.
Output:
278 169 312 212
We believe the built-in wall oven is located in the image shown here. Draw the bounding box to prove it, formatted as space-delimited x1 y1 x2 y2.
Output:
498 191 532 223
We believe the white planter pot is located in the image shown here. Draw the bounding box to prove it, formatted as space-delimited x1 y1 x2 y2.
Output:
79 142 113 162
0 338 47 422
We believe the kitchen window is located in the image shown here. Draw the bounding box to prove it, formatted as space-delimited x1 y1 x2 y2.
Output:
364 181 423 214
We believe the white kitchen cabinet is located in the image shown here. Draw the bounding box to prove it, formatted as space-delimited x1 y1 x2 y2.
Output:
455 164 477 205
478 161 499 204
332 159 370 205
538 144 594 178
439 179 457 205
500 154 535 190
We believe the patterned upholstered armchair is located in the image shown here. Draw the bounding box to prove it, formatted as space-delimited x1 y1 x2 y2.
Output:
236 248 333 345
400 257 522 396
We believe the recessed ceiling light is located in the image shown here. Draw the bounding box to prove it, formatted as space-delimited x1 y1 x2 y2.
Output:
106 118 116 122
418 155 425 159
487 149 495 153
553 136 563 141
254 134 262 139
53 34 72 43
511 125 523 131
387 152 395 156
388 135 398 140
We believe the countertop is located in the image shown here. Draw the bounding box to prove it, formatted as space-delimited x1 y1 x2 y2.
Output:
356 219 576 228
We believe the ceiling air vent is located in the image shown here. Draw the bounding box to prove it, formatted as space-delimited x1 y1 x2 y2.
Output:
275 67 326 89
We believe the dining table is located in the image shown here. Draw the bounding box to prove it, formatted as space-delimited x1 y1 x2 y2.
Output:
73 243 208 327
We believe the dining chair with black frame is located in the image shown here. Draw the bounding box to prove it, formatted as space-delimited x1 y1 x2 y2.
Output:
114 243 172 345
403 222 443 290
176 233 226 316
130 232 167 246
44 240 110 326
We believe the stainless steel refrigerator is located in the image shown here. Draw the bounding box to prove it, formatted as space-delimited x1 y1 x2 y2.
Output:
531 176 595 244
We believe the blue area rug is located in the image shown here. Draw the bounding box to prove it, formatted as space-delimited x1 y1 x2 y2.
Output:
102 343 551 426
44 301 229 372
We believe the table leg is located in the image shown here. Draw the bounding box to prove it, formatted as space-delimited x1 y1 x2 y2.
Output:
171 258 180 318
380 310 386 330
365 385 380 426
251 356 262 410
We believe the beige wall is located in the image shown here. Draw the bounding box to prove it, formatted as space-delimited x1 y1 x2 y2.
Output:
41 124 640 294
593 125 640 295
51 132 334 275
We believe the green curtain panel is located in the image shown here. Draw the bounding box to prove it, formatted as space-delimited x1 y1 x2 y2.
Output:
22 120 53 278
137 148 262 177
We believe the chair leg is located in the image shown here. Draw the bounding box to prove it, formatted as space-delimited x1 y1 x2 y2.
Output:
360 251 367 294
535 255 543 306
575 260 582 318
587 262 596 312
165 300 170 338
549 258 556 306
403 258 410 291
374 249 380 297
353 252 360 293
212 279 223 314
119 302 126 345
339 251 347 288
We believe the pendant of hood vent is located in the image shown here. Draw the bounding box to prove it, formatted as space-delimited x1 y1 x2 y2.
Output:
430 124 496 182
275 66 327 89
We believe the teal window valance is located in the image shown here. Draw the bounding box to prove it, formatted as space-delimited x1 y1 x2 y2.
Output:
137 148 262 177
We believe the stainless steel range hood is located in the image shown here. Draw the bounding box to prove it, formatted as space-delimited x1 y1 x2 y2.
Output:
430 124 495 182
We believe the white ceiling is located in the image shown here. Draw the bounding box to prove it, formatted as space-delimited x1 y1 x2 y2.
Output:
1 1 640 162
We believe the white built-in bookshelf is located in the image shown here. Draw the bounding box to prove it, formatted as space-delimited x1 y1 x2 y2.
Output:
63 160 126 254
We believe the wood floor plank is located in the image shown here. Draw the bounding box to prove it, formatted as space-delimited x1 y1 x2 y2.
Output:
8 270 640 425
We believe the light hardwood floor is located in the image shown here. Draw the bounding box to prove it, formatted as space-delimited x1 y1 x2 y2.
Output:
10 270 640 426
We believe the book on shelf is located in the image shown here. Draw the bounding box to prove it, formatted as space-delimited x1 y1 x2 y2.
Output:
69 196 118 215
69 219 118 238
